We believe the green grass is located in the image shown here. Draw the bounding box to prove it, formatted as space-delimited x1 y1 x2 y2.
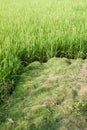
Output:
0 58 87 130
0 0 87 103
0 0 87 129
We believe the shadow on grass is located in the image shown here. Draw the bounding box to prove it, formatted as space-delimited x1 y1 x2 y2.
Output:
28 117 62 130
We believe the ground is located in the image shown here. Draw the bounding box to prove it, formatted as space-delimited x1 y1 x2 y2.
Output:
0 57 87 130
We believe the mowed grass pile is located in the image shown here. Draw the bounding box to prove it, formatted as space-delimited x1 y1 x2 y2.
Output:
0 58 87 130
0 0 87 101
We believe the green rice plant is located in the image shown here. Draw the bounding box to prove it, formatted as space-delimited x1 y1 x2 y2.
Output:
0 0 87 102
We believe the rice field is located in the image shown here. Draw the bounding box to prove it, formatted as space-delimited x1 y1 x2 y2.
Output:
0 0 87 101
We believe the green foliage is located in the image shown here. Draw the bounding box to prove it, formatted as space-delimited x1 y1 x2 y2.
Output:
0 0 87 101
73 99 87 114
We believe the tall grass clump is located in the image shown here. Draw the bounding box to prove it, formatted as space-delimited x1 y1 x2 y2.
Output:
0 0 87 102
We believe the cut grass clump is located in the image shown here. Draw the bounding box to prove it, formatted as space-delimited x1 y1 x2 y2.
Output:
0 58 87 130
